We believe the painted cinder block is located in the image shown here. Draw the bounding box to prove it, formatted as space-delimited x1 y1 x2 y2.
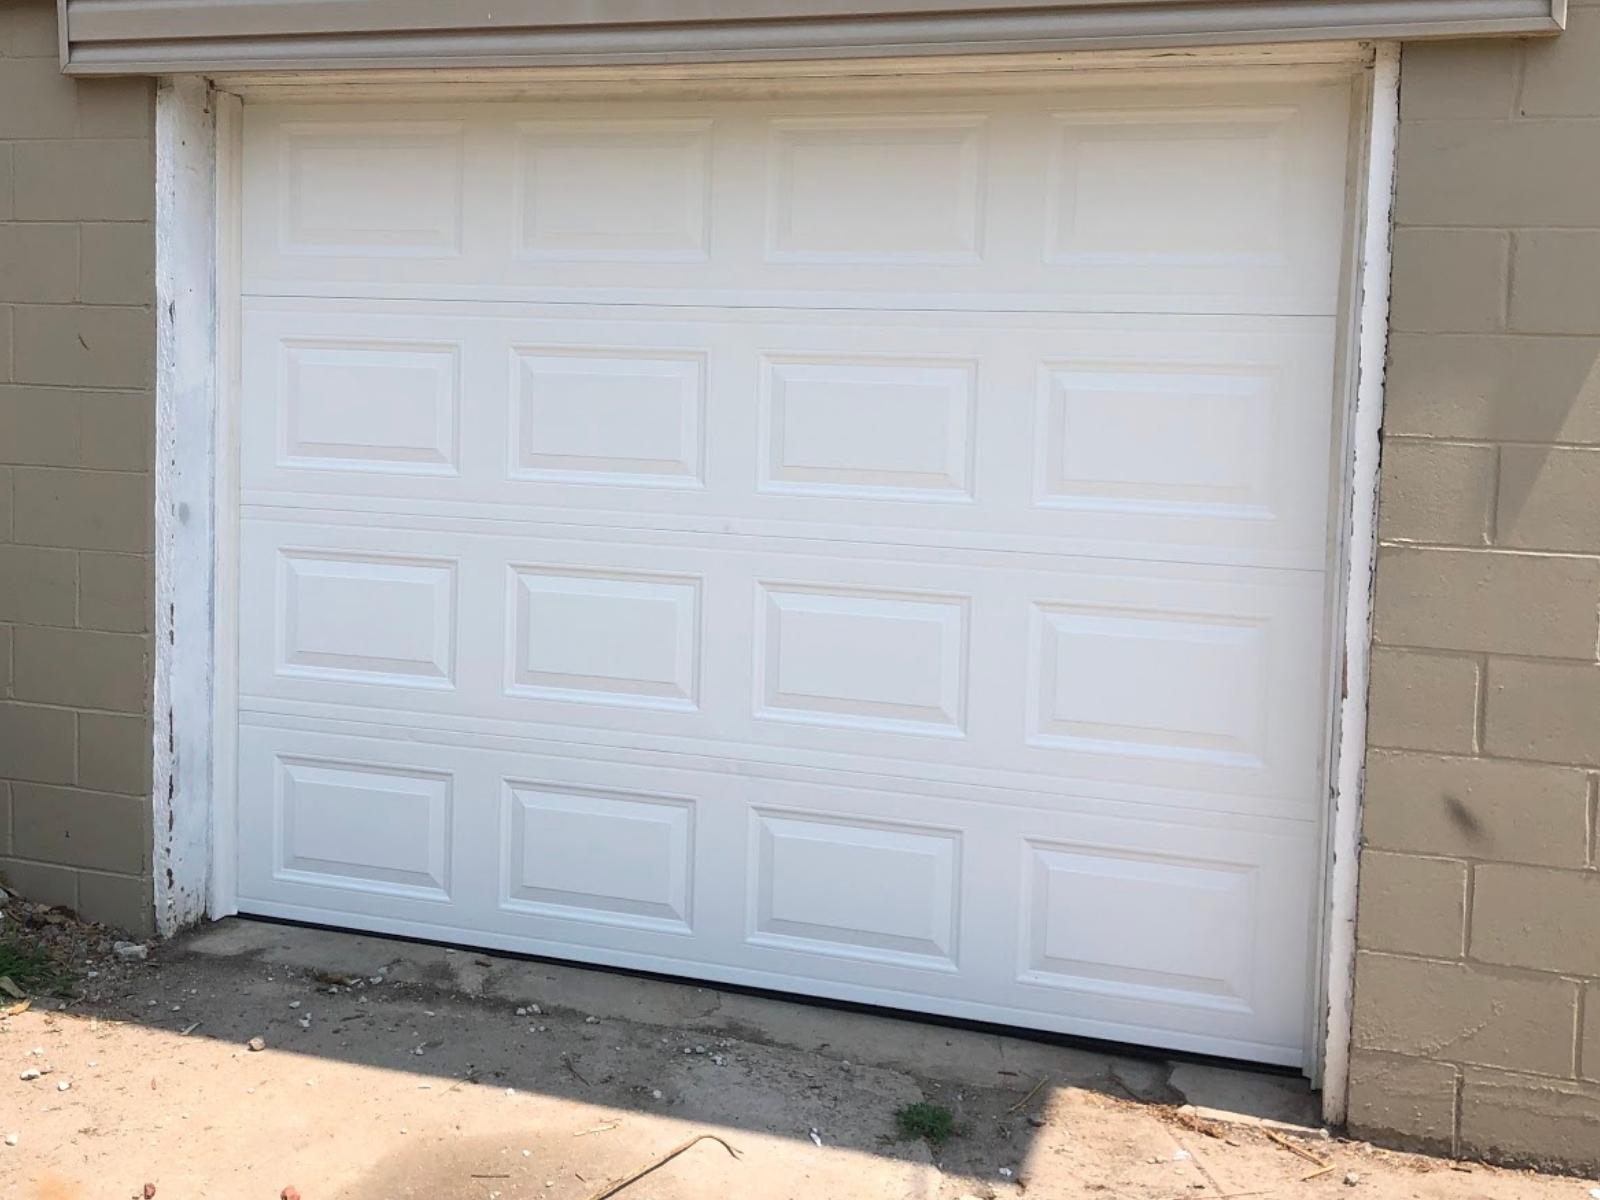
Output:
1388 228 1508 333
1396 119 1600 228
1376 439 1497 547
1346 1050 1459 1154
10 782 148 875
12 304 154 389
77 712 152 796
0 701 75 786
1383 334 1600 445
1470 862 1600 975
12 139 154 223
1510 230 1600 334
1365 649 1480 755
1397 40 1519 120
0 544 76 626
1362 749 1591 868
1485 658 1600 766
1354 851 1467 959
12 466 152 553
1458 1068 1600 1173
1372 546 1600 659
1352 951 1579 1077
1520 8 1600 117
11 625 149 713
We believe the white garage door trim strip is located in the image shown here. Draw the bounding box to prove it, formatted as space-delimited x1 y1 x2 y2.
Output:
149 43 1397 1124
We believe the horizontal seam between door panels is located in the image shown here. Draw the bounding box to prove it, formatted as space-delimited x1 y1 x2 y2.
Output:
237 502 1333 576
238 292 1341 321
234 702 1324 829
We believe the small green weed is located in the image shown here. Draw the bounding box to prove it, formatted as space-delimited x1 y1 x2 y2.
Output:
0 934 75 997
893 1101 960 1148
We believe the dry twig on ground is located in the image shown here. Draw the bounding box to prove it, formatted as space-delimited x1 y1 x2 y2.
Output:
584 1133 741 1200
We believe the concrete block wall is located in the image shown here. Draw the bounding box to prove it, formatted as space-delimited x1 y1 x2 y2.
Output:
0 0 156 935
1348 29 1600 1171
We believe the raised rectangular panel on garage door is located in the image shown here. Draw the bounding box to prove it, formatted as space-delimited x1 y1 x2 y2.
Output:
515 119 712 262
275 550 457 689
748 809 962 969
765 113 986 264
759 354 977 501
509 346 707 488
273 120 466 257
273 756 454 901
1020 569 1327 805
276 337 460 475
234 72 1352 1067
754 583 970 737
1040 98 1347 306
506 565 702 710
1022 841 1258 1011
1009 807 1316 1054
502 782 695 933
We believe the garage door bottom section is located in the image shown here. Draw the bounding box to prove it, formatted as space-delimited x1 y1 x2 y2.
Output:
238 718 1316 1067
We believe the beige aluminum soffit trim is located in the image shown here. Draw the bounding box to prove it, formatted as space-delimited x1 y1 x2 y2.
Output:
59 0 1563 74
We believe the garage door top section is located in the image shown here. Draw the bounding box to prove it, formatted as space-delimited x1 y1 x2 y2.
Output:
244 86 1351 314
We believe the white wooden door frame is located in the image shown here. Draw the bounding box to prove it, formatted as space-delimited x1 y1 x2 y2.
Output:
150 41 1398 1123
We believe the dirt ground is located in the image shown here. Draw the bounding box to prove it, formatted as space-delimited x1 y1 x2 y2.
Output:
1 913 1596 1200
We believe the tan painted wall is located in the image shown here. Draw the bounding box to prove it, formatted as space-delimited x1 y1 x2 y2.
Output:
0 0 156 935
1348 28 1600 1172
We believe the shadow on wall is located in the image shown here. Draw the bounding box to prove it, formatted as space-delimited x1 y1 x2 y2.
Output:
1406 339 1600 535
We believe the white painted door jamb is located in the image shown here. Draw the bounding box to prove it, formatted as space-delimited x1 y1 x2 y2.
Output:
1319 40 1398 1126
153 74 220 936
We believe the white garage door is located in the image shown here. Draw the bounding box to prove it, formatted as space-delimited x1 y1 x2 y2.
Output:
233 70 1353 1066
